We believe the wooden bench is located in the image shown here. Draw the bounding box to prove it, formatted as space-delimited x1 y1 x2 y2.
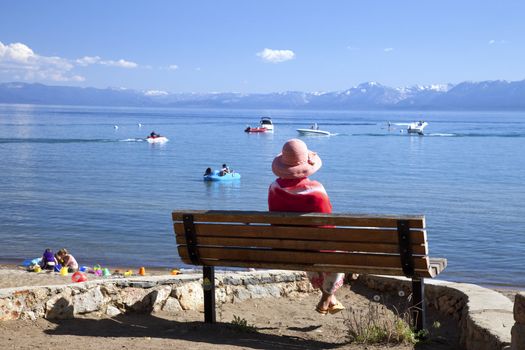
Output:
172 210 447 331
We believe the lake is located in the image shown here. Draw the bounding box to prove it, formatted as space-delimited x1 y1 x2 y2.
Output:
0 104 524 288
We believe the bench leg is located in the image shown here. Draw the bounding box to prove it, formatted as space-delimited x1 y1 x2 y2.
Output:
411 277 426 332
203 266 216 323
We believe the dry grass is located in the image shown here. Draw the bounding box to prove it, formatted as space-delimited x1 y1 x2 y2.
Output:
344 292 435 346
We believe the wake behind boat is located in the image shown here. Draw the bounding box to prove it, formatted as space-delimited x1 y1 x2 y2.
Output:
297 123 331 136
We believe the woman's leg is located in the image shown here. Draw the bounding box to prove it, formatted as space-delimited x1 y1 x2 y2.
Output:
307 272 345 312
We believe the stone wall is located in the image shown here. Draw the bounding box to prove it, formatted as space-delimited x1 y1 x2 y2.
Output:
0 270 311 321
359 275 514 350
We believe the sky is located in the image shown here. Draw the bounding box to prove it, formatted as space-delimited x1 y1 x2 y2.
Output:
1 1 524 93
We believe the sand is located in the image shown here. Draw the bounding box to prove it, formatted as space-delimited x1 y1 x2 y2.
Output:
0 264 176 289
0 265 467 350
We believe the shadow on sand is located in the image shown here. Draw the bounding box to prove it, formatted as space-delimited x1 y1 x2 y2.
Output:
44 312 346 350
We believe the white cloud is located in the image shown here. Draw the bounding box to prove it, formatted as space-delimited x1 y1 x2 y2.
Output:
257 48 295 63
0 41 79 82
100 59 138 68
488 39 507 45
76 56 101 66
383 47 394 52
347 45 360 51
0 41 141 84
77 56 138 68
168 64 179 70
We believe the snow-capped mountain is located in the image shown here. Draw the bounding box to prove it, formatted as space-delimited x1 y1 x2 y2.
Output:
1 80 525 110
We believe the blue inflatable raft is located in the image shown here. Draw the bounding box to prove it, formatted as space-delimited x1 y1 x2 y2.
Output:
203 170 241 181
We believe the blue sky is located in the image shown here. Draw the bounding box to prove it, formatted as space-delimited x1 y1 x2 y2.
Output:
0 1 524 93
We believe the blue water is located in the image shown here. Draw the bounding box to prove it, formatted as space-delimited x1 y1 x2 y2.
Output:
0 104 524 288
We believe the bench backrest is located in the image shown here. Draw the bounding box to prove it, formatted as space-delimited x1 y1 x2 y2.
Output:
172 210 446 278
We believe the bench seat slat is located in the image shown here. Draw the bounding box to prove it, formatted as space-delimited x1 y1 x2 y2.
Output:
175 235 428 255
173 223 427 245
172 210 425 229
177 246 430 270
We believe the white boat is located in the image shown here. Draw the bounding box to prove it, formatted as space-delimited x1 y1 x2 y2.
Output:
407 121 428 135
297 123 331 136
391 121 428 135
259 117 274 131
146 136 169 143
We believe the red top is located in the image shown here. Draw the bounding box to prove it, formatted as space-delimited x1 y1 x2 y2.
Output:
268 178 332 213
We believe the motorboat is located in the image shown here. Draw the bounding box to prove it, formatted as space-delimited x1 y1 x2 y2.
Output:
297 123 331 136
245 117 274 133
259 117 274 131
203 170 241 181
407 121 428 135
146 135 169 143
390 121 428 135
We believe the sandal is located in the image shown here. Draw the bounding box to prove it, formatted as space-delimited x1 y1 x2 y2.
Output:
328 301 345 314
315 305 328 315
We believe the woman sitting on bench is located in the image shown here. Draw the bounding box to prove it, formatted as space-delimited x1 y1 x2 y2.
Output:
268 138 345 315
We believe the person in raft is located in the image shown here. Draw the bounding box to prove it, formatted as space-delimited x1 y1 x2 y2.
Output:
220 163 230 176
40 248 57 270
268 138 345 315
55 248 79 272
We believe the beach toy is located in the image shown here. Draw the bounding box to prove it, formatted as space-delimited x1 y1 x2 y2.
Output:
71 271 87 283
102 268 111 276
124 270 133 277
22 257 41 267
60 266 69 276
54 264 62 272
33 265 42 273
170 269 180 276
93 264 101 272
94 269 103 276
138 267 146 276
79 265 88 272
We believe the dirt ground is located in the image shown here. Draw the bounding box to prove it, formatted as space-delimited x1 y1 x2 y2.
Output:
0 277 461 350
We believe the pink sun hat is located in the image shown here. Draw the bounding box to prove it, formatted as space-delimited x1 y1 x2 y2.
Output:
272 139 322 179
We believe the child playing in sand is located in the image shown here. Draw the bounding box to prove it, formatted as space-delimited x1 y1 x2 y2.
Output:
39 248 57 270
55 248 79 272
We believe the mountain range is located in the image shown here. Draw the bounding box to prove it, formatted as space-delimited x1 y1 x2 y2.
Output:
1 80 525 110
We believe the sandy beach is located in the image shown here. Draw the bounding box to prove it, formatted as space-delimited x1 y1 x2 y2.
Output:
0 265 473 350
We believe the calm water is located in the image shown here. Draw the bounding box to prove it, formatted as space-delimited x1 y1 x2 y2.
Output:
0 105 524 288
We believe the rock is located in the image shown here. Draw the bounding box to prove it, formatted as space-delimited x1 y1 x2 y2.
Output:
119 287 151 311
233 287 251 302
106 305 122 317
162 297 183 313
172 282 202 310
222 275 243 286
73 286 105 314
514 292 525 324
45 294 74 319
511 323 525 350
0 298 23 321
151 286 172 312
